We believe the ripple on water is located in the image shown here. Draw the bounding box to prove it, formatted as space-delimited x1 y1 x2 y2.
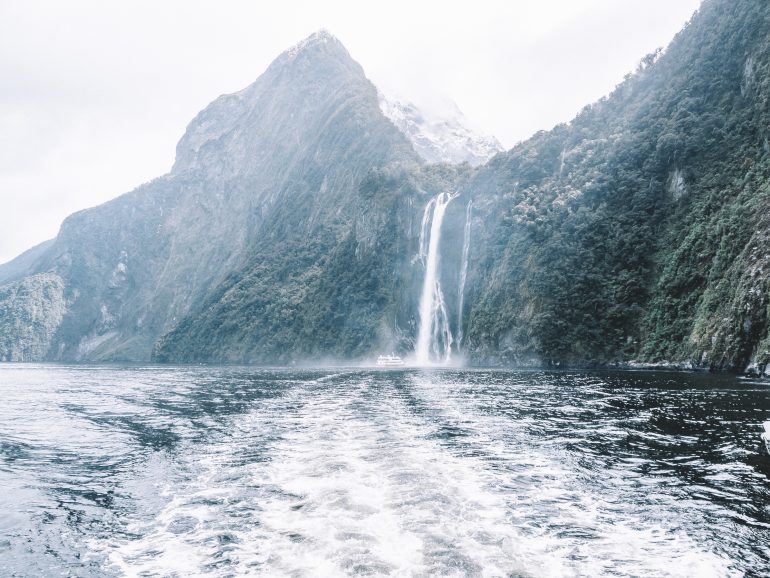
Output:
0 365 768 576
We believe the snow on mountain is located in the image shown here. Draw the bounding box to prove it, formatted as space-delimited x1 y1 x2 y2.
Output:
378 93 503 167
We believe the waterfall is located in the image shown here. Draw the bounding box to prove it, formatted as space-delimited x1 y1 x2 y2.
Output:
417 196 437 262
456 200 472 347
415 192 454 365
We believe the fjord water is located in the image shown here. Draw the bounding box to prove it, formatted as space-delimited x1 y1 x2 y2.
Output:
1 365 769 577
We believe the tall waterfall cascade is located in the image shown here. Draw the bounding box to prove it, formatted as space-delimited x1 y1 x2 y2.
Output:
414 192 455 365
456 200 472 347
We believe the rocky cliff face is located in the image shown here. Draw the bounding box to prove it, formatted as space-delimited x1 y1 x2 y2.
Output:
0 30 418 361
0 273 66 361
3 0 770 373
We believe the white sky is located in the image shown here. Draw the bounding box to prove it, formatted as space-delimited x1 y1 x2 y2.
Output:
0 0 701 264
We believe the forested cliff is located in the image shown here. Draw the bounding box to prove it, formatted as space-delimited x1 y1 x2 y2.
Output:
461 0 770 372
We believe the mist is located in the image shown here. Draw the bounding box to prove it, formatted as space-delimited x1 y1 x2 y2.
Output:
0 0 700 264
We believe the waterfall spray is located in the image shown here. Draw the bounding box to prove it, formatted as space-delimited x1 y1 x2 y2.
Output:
456 200 472 347
415 192 454 365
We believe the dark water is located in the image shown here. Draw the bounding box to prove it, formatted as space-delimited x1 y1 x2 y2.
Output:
1 365 769 577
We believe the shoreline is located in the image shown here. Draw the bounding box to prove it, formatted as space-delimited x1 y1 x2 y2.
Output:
1 358 769 382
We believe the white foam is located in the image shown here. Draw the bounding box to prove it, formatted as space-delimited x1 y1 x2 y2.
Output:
92 372 738 577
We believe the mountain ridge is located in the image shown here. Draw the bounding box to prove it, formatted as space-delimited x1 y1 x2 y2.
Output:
0 30 420 361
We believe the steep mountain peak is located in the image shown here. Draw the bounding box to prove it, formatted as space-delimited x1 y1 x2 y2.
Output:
284 29 344 58
172 30 375 175
266 29 359 78
0 28 417 362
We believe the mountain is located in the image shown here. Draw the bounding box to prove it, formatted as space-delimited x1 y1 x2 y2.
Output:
378 94 503 166
3 0 770 375
0 239 54 286
459 0 770 374
0 30 418 361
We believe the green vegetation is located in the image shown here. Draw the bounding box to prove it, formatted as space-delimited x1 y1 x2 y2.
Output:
464 0 770 371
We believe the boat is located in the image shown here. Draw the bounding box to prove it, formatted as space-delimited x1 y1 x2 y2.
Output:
377 354 405 367
762 421 770 455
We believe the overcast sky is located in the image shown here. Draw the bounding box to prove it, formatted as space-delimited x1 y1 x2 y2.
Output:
0 0 701 264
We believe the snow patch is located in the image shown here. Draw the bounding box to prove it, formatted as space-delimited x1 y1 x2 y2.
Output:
378 92 503 167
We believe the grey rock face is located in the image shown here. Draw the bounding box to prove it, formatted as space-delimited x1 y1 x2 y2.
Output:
0 30 418 361
0 273 66 361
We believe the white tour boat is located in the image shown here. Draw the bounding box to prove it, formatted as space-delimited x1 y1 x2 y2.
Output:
377 354 405 367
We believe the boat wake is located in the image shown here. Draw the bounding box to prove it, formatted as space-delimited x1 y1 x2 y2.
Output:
93 371 735 577
1 365 764 577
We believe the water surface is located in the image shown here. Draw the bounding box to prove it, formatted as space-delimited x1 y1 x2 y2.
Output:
1 365 769 576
